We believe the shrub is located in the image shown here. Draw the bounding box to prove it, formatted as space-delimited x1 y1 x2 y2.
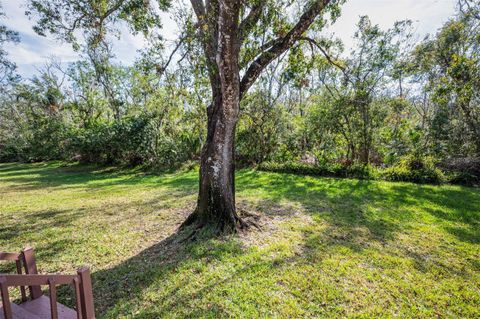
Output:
380 155 446 184
447 171 479 186
69 114 200 168
1 116 73 162
439 157 480 186
346 163 377 179
259 156 450 185
0 144 22 162
257 161 376 180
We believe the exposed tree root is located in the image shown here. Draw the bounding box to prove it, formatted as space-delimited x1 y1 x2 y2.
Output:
179 207 261 241
237 208 262 230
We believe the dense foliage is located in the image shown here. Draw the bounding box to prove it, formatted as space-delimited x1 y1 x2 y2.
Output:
0 1 478 185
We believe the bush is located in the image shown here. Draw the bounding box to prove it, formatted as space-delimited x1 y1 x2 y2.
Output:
69 114 200 168
257 161 376 180
447 171 479 186
0 144 22 162
439 157 480 186
259 156 451 185
380 155 446 184
0 116 73 162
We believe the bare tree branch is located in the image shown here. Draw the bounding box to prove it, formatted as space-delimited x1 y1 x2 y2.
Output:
156 34 187 76
299 36 352 84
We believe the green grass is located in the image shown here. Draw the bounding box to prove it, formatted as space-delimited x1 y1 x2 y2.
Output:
0 162 479 318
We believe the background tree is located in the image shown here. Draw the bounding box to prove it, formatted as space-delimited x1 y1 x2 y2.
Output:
0 2 20 92
303 17 414 164
413 0 480 155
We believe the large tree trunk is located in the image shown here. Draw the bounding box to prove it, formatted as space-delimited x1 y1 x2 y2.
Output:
183 0 333 234
182 0 244 233
182 97 242 232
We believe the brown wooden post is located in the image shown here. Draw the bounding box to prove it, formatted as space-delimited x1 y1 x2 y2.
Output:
48 278 59 319
15 259 27 301
78 268 95 319
22 247 43 299
0 276 13 319
73 277 84 319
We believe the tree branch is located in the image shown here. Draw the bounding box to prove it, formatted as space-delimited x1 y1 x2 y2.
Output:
156 34 187 76
238 3 265 44
299 36 351 83
102 0 127 21
300 37 344 70
190 0 220 86
190 0 206 19
240 0 332 98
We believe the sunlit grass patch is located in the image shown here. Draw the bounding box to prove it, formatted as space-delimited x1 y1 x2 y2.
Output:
0 162 479 318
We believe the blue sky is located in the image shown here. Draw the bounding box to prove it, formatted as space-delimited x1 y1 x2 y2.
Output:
2 0 457 78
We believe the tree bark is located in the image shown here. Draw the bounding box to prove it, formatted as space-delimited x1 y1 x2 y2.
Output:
183 0 333 234
182 0 244 233
182 96 243 232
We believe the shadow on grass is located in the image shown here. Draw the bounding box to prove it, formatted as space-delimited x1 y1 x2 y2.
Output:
0 209 87 241
90 228 249 317
238 171 405 244
2 163 479 317
89 226 318 318
236 170 480 245
0 162 198 193
5 163 477 242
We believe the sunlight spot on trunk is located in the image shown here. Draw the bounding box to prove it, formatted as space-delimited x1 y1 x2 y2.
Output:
212 162 221 178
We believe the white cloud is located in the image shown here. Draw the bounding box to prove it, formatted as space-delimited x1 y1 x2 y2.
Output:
2 0 36 37
6 34 79 62
2 0 79 75
329 0 456 49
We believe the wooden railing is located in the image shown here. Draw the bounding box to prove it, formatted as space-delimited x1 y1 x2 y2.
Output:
0 248 95 319
0 247 42 301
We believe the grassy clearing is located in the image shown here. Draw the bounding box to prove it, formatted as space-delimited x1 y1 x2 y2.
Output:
0 162 479 318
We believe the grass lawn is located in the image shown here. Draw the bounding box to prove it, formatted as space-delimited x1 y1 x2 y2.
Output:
0 162 479 318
